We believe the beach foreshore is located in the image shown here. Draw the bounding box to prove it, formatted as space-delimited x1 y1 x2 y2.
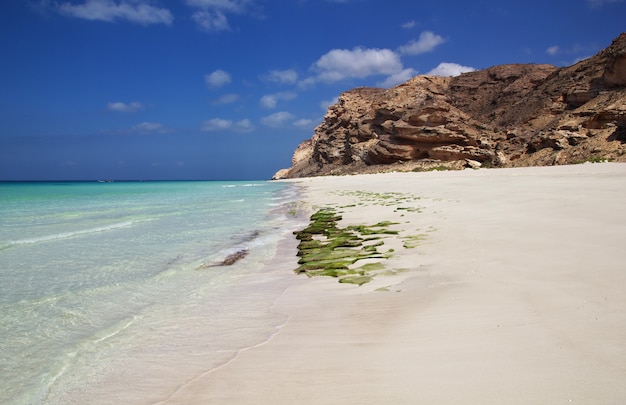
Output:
166 163 626 404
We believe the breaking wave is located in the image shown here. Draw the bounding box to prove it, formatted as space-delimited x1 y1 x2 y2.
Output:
0 221 135 251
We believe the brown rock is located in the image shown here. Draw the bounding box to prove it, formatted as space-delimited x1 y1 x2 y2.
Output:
274 33 626 179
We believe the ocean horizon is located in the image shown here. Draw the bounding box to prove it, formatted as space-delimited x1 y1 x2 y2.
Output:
0 180 304 404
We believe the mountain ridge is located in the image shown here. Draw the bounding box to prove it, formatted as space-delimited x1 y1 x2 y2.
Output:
274 33 626 179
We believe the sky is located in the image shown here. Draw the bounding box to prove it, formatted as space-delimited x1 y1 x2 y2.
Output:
0 0 625 180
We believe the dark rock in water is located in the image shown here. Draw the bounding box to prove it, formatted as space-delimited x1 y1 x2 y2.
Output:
239 230 260 243
198 249 249 269
220 249 249 266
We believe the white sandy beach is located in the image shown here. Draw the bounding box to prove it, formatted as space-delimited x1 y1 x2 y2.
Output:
165 163 626 404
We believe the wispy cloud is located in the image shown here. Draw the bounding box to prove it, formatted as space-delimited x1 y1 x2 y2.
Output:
205 69 231 88
185 0 257 31
186 0 252 13
211 93 240 105
546 45 560 55
192 10 229 31
57 0 173 25
201 118 254 132
262 69 299 84
378 68 418 87
107 101 144 113
293 118 316 128
259 92 297 109
398 31 445 55
427 62 475 77
587 0 624 7
261 111 293 127
131 122 167 133
401 20 416 29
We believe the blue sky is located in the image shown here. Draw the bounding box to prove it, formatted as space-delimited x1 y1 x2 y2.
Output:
1 0 624 180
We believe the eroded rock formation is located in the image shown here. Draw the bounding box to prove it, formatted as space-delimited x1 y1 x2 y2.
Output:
274 33 626 179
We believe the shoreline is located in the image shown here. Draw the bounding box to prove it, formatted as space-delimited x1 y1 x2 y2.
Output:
165 163 626 404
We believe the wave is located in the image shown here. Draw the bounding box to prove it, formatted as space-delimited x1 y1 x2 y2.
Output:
0 221 135 251
39 314 139 405
222 183 267 188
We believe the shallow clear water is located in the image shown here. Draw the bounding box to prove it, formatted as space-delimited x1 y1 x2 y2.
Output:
0 181 302 404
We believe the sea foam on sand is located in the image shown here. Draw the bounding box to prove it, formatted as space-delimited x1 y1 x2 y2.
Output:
165 163 626 404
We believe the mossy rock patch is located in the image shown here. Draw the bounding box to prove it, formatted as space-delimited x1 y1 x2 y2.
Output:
293 208 401 285
339 275 373 286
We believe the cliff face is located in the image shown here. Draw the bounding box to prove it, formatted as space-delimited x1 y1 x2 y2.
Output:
274 33 626 179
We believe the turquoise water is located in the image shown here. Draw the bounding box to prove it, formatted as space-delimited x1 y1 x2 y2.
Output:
0 181 303 404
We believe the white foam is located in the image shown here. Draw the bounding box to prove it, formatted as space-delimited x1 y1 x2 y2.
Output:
1 221 135 250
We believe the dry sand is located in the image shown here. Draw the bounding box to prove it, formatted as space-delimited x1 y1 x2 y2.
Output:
166 163 626 404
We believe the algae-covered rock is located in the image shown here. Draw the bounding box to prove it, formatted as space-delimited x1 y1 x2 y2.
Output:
339 275 373 286
293 208 400 285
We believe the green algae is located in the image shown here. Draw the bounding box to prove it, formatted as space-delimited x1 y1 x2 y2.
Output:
395 206 422 213
293 189 431 286
332 190 423 207
402 233 427 249
293 208 400 284
347 221 400 236
338 275 372 286
356 262 385 272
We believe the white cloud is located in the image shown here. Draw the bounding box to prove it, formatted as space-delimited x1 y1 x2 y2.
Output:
262 69 298 84
192 10 229 31
259 92 297 109
298 76 317 88
398 31 445 55
211 93 239 105
234 118 254 132
131 122 166 133
107 101 144 113
259 96 276 109
201 118 254 132
402 20 416 29
186 0 250 12
205 69 231 88
201 118 231 131
293 119 316 128
261 111 293 127
185 0 254 31
546 45 560 55
58 0 173 25
311 47 403 83
378 68 418 87
427 62 476 77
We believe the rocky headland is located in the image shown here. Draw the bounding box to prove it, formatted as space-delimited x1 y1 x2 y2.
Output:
274 33 626 179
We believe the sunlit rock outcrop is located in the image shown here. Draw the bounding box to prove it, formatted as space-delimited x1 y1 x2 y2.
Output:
274 33 626 179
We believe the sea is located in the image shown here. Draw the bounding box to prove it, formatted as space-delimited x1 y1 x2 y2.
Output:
0 180 305 404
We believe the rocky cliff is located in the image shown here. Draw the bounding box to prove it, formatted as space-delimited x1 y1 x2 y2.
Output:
274 33 626 179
